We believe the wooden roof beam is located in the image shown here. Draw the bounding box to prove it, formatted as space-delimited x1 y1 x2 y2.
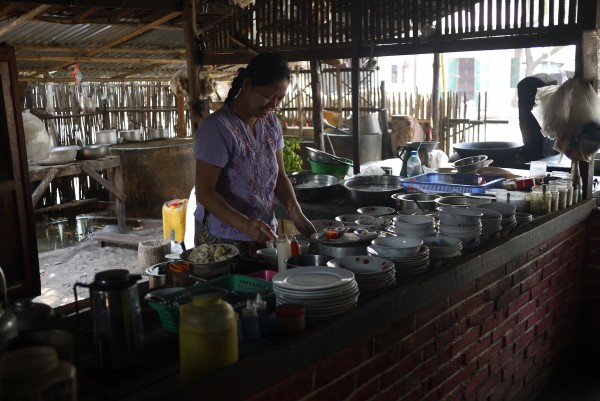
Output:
5 0 182 12
0 4 52 38
16 45 186 55
109 64 163 79
17 55 186 65
0 3 18 20
72 6 100 23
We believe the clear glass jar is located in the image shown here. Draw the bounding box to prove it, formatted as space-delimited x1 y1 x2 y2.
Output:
550 185 559 212
530 186 551 215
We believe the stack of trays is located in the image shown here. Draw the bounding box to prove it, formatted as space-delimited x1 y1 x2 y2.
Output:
272 266 359 321
327 255 396 294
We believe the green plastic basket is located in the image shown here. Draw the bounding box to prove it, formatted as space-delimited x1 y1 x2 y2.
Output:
148 275 274 333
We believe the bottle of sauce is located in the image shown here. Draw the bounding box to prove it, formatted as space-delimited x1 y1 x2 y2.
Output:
290 236 300 256
276 236 291 272
179 288 238 384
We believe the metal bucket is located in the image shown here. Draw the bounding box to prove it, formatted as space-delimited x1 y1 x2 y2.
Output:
324 132 382 163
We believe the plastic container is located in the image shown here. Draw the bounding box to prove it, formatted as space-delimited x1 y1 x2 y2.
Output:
179 288 238 384
530 186 551 215
162 199 188 242
275 303 306 339
147 275 275 333
276 236 291 272
550 185 559 212
401 173 505 194
252 293 270 340
247 269 277 281
307 158 350 177
0 346 77 401
406 151 422 177
240 299 260 341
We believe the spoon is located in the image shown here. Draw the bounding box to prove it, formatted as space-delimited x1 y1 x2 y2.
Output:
413 199 426 213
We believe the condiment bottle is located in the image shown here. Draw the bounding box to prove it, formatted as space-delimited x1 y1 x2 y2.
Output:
240 299 261 342
275 303 306 339
550 185 559 212
290 237 300 256
179 288 238 384
252 293 270 340
276 236 291 272
571 161 583 203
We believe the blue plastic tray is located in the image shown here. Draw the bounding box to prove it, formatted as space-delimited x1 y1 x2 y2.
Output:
401 173 505 194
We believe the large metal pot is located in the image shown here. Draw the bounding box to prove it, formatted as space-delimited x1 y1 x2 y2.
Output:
453 141 523 160
340 175 405 206
95 130 118 145
288 173 340 202
391 193 440 211
118 130 142 142
147 128 169 140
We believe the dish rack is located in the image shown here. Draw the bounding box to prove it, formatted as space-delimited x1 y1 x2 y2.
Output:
401 173 505 194
148 275 275 333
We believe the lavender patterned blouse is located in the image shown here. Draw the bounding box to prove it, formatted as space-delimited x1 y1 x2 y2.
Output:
194 105 284 241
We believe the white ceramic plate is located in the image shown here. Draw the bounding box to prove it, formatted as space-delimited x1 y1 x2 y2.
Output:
327 255 395 274
272 266 355 291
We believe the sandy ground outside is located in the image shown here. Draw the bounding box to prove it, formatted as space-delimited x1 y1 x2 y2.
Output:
34 225 165 309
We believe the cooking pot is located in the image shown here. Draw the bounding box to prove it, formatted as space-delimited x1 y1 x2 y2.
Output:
147 128 169 140
118 130 142 142
453 141 523 160
76 144 108 160
317 241 369 258
95 130 118 145
11 297 56 332
340 175 405 206
391 193 440 211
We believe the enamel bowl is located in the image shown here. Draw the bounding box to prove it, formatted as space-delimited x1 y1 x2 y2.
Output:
370 236 423 257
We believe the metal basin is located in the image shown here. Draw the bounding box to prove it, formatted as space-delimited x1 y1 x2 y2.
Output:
391 193 440 211
285 254 334 269
37 146 79 165
118 130 142 142
77 144 109 160
453 141 523 160
289 173 340 202
341 175 405 206
305 147 352 166
452 155 489 173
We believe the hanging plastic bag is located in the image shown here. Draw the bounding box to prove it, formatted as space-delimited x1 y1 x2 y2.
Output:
531 85 559 139
533 77 600 161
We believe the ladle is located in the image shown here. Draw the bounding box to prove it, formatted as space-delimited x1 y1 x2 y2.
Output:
413 199 426 213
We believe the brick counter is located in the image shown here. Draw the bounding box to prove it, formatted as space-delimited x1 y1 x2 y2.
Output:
143 200 596 401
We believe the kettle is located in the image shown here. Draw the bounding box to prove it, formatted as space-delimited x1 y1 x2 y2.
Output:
397 141 439 177
0 266 18 349
11 297 56 333
74 269 145 369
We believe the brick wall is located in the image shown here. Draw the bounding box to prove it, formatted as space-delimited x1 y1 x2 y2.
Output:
582 208 600 357
247 221 587 401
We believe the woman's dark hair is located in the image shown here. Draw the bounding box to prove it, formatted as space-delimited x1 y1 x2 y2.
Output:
224 52 291 104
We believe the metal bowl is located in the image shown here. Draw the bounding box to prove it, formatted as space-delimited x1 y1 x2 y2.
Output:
118 130 142 142
147 128 169 140
391 193 440 211
452 155 489 173
340 175 406 206
76 144 109 160
434 196 469 207
284 254 334 269
288 173 340 202
305 146 353 166
37 146 79 165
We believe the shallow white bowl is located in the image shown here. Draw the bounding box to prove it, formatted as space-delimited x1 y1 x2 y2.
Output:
311 219 345 230
370 236 423 257
357 206 396 216
437 206 483 226
392 214 435 226
335 214 365 225
438 223 482 235
421 236 462 250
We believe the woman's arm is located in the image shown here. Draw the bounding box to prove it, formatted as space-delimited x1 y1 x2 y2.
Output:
273 150 316 238
195 159 277 243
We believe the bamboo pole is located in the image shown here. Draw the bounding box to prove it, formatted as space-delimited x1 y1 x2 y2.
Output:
183 0 203 132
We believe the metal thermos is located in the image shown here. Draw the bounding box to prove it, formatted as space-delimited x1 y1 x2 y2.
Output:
74 269 145 369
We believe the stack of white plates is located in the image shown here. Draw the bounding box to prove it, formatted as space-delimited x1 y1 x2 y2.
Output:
272 266 359 321
388 214 436 238
421 236 462 264
437 207 483 250
327 255 396 294
475 207 503 241
367 245 430 277
477 203 517 234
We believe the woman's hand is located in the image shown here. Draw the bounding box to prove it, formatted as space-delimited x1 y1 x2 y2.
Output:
288 205 316 238
241 218 278 243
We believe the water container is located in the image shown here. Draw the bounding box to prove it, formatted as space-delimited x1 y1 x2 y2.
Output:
179 288 238 384
406 151 422 177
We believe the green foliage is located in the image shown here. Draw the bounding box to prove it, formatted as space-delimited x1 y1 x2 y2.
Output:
283 137 303 174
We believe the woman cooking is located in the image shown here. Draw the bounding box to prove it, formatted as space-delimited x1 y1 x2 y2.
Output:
194 52 315 255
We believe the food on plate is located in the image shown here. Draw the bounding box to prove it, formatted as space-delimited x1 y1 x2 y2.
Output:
187 244 232 264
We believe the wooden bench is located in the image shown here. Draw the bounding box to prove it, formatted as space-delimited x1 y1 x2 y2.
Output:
93 232 159 248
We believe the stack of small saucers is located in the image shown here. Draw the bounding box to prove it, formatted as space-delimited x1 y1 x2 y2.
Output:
367 236 430 277
421 236 462 266
272 266 359 322
477 203 517 234
437 206 483 250
474 207 503 241
388 214 436 238
327 255 396 294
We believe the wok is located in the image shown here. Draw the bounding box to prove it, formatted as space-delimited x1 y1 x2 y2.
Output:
288 173 340 202
453 141 523 160
340 175 405 206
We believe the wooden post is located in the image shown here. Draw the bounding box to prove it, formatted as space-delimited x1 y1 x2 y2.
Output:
350 0 360 174
310 60 325 150
177 95 186 137
431 53 440 142
183 0 202 133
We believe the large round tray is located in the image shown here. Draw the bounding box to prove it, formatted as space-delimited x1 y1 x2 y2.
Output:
340 175 406 206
